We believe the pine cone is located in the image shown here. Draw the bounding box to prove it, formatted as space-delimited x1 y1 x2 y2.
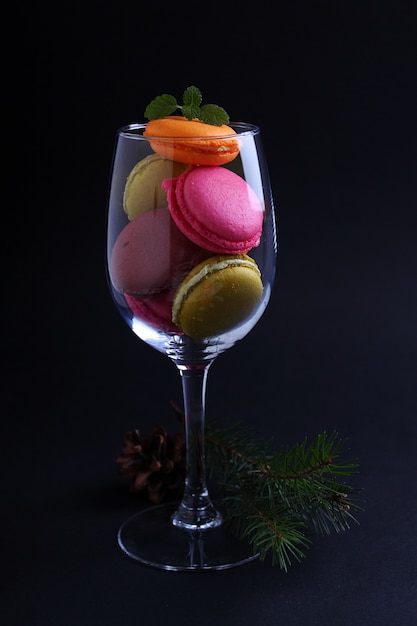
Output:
115 424 186 504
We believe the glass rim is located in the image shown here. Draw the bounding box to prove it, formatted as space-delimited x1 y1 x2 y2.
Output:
118 121 260 141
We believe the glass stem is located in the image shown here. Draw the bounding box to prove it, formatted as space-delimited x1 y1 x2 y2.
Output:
171 364 222 532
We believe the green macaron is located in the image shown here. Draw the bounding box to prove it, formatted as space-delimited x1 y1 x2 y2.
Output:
172 255 263 340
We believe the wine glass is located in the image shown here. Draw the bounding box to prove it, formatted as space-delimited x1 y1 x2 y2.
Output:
106 121 277 571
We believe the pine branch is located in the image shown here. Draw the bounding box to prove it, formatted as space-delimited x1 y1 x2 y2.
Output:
205 421 363 570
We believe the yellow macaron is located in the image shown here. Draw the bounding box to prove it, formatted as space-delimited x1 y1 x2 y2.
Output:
123 153 188 220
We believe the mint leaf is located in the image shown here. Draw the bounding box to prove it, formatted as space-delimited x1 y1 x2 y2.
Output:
144 94 178 120
183 86 202 108
199 104 230 126
182 104 201 120
143 86 230 126
182 86 203 120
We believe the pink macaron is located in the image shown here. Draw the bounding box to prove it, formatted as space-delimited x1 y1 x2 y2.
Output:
124 291 181 334
162 166 264 254
109 207 208 296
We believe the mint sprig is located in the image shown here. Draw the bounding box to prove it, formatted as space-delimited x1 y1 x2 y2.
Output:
144 86 230 126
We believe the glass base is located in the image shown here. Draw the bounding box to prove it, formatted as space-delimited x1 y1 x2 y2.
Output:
117 502 259 572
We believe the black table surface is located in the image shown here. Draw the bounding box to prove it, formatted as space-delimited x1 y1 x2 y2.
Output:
5 2 417 624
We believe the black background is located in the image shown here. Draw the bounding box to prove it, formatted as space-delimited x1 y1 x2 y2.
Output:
4 1 417 624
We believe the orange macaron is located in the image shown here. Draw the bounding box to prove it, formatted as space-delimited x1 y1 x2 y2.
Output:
143 116 240 166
